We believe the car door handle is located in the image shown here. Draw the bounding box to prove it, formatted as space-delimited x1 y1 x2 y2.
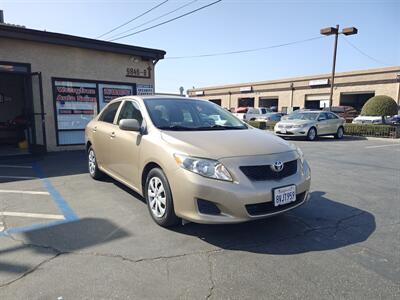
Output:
110 132 116 138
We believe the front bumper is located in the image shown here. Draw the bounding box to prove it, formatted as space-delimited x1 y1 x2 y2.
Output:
168 152 311 224
274 127 309 137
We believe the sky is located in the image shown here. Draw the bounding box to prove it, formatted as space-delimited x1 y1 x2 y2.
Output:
1 0 399 93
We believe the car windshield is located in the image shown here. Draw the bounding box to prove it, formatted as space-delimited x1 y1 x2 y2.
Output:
144 98 247 131
287 112 319 120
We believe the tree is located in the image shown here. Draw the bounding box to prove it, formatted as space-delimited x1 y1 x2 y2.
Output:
361 95 398 124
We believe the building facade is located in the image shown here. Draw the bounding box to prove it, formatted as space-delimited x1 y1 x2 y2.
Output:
188 67 400 112
0 23 165 155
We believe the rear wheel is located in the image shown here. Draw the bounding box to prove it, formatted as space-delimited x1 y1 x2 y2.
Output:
88 146 104 179
145 168 180 227
335 126 344 139
307 127 317 141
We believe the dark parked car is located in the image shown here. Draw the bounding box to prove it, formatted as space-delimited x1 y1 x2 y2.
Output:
387 115 400 125
324 106 358 123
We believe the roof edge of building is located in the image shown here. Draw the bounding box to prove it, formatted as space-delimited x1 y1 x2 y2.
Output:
188 66 400 92
0 24 166 60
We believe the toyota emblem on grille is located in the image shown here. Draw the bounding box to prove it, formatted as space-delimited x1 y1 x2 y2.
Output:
271 161 284 172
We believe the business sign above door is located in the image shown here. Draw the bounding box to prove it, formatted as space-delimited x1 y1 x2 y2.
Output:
309 79 329 87
240 86 253 92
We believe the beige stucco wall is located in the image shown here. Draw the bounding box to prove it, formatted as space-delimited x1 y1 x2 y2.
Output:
189 67 400 110
0 37 156 151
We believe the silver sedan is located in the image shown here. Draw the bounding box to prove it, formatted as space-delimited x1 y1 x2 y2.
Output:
274 110 345 141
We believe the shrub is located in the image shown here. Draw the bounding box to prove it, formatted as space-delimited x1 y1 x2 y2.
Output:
361 95 398 117
344 124 399 138
248 121 276 131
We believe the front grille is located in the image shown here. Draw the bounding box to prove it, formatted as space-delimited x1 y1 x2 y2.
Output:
240 159 298 181
245 192 306 216
276 131 294 135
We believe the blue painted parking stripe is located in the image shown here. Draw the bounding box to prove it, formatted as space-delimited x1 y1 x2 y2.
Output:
32 162 78 221
0 219 69 237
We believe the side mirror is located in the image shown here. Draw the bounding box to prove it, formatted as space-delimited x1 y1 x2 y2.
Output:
119 119 141 132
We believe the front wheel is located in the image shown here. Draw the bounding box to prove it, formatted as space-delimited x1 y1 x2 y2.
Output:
88 146 104 179
145 168 180 227
335 126 344 139
307 127 317 141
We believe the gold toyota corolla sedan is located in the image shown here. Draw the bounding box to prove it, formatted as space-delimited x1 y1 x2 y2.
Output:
85 96 311 227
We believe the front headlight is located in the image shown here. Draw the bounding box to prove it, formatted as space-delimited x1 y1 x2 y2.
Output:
292 124 308 129
295 146 304 165
174 154 233 182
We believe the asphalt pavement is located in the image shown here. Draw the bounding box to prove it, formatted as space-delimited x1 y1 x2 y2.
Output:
0 136 399 299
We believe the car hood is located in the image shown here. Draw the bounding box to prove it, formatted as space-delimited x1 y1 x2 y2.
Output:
278 119 314 126
160 128 293 159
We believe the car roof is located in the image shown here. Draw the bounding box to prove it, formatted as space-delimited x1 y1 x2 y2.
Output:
107 95 208 104
295 110 322 113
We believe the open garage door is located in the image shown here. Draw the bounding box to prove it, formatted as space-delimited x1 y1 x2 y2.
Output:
238 97 254 107
340 92 375 112
305 94 329 109
259 97 278 111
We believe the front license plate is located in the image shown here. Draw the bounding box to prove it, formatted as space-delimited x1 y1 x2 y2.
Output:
280 128 287 133
274 185 296 207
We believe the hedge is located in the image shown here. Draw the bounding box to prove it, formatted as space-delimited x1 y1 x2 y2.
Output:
249 120 399 138
344 124 399 138
248 121 276 131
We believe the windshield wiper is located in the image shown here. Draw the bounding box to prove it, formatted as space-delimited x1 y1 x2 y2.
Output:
197 124 246 130
157 125 198 131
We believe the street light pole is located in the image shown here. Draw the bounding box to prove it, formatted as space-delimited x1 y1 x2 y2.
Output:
329 24 339 109
321 25 358 110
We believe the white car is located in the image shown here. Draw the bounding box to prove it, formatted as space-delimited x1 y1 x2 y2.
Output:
234 107 273 121
274 110 345 141
352 116 383 124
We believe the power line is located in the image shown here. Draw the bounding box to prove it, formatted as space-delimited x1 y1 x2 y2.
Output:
164 36 325 59
342 37 393 66
107 0 199 41
109 0 222 42
96 0 169 39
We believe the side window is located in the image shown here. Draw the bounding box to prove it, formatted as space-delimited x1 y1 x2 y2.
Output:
117 101 143 125
318 112 328 120
328 112 338 119
260 108 267 114
99 102 121 124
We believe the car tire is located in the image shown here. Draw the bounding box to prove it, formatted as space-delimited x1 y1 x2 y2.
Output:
335 126 344 139
307 127 317 141
88 146 104 180
145 168 180 227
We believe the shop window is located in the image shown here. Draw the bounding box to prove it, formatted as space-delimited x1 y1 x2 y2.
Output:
53 79 135 145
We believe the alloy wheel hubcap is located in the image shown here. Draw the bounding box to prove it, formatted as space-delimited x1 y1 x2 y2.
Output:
148 177 166 218
88 150 96 175
309 129 316 140
338 128 343 137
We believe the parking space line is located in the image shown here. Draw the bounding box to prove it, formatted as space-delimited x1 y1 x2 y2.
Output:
0 164 33 169
0 175 37 180
0 219 68 236
365 144 400 149
32 162 78 221
0 189 50 195
0 212 65 220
